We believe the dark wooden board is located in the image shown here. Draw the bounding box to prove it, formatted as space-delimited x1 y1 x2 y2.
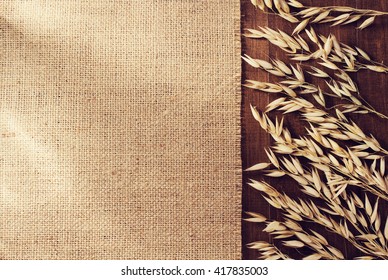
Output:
241 0 388 259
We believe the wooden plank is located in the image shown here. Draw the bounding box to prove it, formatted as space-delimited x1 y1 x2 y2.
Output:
242 0 388 259
241 0 270 260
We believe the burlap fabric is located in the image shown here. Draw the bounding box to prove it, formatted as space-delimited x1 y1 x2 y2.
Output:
0 0 241 259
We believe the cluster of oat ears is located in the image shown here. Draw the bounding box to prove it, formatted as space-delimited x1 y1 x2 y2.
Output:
245 1 388 260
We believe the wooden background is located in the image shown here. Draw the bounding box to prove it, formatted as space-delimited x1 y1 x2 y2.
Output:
241 0 388 259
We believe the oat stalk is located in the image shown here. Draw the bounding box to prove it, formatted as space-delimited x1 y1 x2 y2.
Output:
242 55 388 119
250 0 388 30
244 27 388 73
247 180 388 259
250 104 388 199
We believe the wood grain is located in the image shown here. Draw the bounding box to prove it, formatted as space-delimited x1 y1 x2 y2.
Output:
241 0 388 259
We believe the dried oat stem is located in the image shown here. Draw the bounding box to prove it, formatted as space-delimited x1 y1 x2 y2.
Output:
244 27 388 73
247 239 291 260
248 99 388 258
257 159 388 254
250 0 388 29
251 104 388 200
243 54 388 119
252 217 345 259
248 180 388 259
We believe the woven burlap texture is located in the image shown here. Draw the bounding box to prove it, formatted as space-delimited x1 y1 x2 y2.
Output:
0 0 241 259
